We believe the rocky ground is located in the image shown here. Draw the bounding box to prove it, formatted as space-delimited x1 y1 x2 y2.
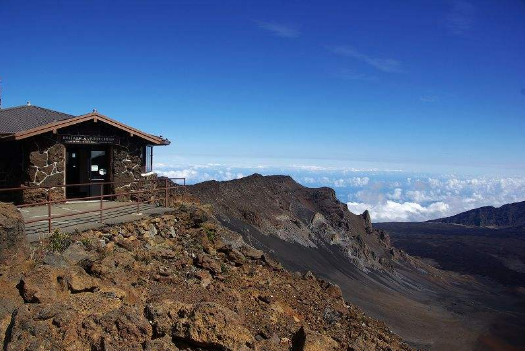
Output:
182 174 516 351
0 201 411 350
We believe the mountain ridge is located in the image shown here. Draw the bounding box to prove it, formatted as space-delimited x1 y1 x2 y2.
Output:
428 200 525 228
183 173 503 350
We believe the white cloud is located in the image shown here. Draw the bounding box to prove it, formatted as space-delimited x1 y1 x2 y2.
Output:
346 202 370 215
331 46 402 73
347 200 450 222
334 177 370 187
388 188 403 200
153 162 525 223
256 21 300 38
349 175 525 222
158 169 199 180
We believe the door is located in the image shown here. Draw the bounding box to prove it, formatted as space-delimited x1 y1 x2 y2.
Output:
66 147 109 198
66 147 87 198
89 150 109 197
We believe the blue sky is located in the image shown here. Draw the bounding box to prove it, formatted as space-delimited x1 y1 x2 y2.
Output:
1 1 525 220
1 0 524 176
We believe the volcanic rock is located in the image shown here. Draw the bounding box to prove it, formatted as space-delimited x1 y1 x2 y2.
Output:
0 203 28 265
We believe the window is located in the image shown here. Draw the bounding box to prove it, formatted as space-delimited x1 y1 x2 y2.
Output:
145 145 153 173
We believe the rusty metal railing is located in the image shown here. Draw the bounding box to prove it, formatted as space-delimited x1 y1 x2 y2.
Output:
0 177 186 233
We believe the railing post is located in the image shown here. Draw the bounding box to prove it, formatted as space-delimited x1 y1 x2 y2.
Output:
47 188 52 233
99 183 103 223
137 185 140 213
165 178 168 207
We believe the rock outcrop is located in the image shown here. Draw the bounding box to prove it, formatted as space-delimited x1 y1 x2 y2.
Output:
0 203 28 265
186 174 397 272
0 202 410 350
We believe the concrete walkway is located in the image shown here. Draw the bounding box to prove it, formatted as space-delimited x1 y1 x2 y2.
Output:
19 201 173 242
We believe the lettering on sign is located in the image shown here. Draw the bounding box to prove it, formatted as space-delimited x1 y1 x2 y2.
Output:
60 135 120 145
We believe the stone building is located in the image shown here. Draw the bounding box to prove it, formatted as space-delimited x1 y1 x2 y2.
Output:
0 104 169 204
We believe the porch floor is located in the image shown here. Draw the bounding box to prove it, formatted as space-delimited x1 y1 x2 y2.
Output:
19 201 173 242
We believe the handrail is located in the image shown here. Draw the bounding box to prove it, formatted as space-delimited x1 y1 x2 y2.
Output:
0 177 186 192
0 177 187 233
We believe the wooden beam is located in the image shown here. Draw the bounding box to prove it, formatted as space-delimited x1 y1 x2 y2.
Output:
10 112 169 145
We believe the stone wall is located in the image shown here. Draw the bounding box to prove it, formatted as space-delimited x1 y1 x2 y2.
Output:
112 138 157 202
23 135 66 204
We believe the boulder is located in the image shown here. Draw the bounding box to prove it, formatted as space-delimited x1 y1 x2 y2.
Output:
291 326 339 351
323 306 343 325
62 241 95 265
80 305 152 350
146 301 255 350
6 299 139 350
173 303 255 350
325 283 343 300
18 266 69 303
144 336 180 351
43 252 69 267
18 265 97 303
194 254 222 275
0 277 25 350
0 203 28 265
240 245 264 260
195 270 212 288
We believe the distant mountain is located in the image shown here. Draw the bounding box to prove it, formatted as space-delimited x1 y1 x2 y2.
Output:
183 174 515 350
186 173 396 272
429 200 525 228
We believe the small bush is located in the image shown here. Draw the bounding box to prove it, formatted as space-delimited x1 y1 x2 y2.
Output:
80 237 94 250
47 229 72 253
205 228 216 243
221 262 229 274
202 223 217 243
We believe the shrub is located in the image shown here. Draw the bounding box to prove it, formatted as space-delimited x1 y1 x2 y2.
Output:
46 229 72 253
202 223 217 243
80 237 94 250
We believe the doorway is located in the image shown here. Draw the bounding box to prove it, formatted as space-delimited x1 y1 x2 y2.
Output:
66 146 111 199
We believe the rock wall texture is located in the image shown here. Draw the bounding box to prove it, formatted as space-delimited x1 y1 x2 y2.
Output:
0 203 28 265
112 138 156 202
23 135 66 204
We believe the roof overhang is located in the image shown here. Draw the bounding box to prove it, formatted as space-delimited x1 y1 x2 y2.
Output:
0 112 170 145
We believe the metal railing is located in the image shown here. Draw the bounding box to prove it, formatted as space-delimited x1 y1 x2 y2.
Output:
0 177 186 233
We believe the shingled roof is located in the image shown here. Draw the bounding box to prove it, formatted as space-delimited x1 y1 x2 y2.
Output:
0 105 170 145
0 105 75 134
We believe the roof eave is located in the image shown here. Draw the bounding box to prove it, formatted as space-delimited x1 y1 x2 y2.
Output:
2 112 169 146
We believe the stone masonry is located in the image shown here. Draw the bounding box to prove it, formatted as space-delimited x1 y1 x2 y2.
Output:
23 136 66 204
113 138 157 202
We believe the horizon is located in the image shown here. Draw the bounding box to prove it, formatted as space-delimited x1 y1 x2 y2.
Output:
1 0 524 221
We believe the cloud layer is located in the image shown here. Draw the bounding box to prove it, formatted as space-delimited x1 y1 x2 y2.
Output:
155 163 525 223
